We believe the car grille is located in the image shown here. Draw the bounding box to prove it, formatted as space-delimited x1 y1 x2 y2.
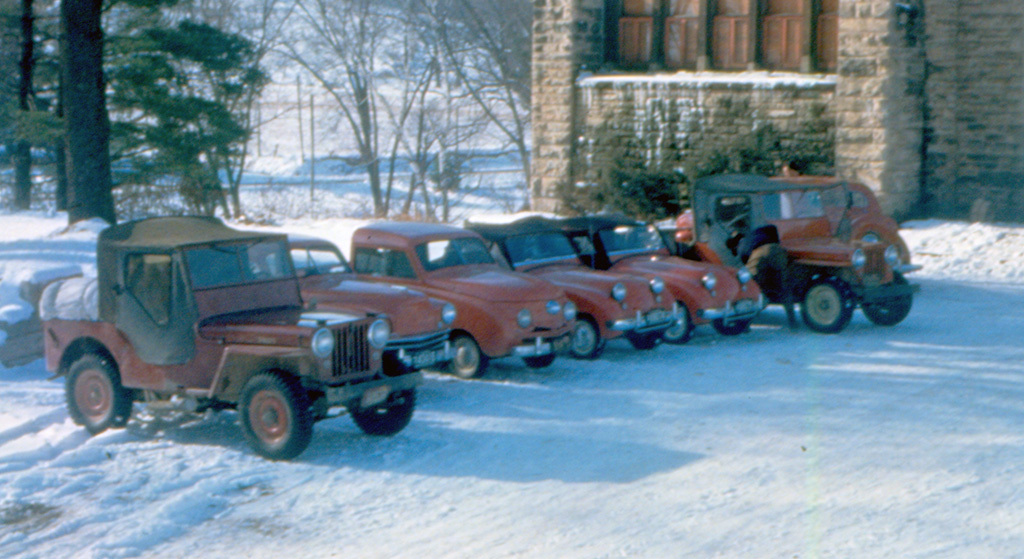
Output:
333 324 373 378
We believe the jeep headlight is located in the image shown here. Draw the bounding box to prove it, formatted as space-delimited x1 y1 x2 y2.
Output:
852 249 867 269
885 245 900 266
441 303 457 325
701 272 717 292
546 300 561 315
368 319 391 349
737 267 753 285
563 300 577 321
611 282 627 302
311 328 335 358
650 277 665 295
517 308 533 328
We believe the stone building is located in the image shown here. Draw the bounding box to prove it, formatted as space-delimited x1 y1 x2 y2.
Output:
531 0 1024 222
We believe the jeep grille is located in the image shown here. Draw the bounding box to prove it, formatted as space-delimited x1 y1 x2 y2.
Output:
333 324 373 378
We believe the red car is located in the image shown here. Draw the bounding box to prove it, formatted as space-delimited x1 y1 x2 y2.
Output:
466 216 682 359
559 214 764 342
289 235 456 372
350 222 576 379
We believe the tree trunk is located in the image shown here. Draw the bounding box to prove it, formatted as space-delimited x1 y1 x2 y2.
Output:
14 0 34 210
61 0 116 225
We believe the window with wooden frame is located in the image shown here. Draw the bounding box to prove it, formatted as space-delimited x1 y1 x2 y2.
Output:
608 0 838 73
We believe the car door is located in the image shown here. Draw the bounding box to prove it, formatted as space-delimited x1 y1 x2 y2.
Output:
115 251 197 365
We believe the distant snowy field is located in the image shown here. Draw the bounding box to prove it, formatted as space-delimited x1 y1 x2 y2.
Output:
2 211 1024 558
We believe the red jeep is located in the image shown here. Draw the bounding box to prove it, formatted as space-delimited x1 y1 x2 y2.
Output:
289 235 455 372
559 214 764 342
683 174 917 333
350 222 575 379
41 217 420 460
466 216 682 359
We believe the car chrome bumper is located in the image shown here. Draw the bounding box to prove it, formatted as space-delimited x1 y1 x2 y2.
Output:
895 263 923 274
608 304 682 333
511 333 571 357
386 330 453 369
324 372 423 406
698 295 765 322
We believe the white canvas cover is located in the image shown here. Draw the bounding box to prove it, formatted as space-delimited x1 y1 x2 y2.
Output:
40 276 99 321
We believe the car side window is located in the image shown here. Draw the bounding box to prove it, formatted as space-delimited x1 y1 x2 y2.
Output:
124 253 171 326
353 247 416 279
290 249 314 276
850 190 869 208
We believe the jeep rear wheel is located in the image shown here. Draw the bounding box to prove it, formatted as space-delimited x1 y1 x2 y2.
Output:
448 334 488 379
240 372 313 460
570 316 604 359
66 354 133 434
862 272 913 326
661 302 693 344
801 277 854 334
351 389 415 436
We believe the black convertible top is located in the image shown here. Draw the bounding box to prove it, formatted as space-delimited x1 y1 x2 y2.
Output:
557 213 642 235
465 215 563 243
99 216 277 250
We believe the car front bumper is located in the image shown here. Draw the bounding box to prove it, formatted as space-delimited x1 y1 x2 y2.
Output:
608 303 683 334
511 333 572 357
698 295 766 323
386 330 453 370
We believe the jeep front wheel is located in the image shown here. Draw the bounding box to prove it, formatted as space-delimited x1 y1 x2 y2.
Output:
240 372 313 460
862 272 913 326
66 354 133 434
801 277 854 334
351 389 415 436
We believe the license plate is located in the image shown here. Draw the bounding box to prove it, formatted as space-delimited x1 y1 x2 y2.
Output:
360 385 390 408
411 348 446 368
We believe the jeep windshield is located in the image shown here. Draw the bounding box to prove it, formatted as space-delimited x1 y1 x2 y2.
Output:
416 237 494 272
762 190 826 220
505 232 580 267
185 239 295 289
597 225 666 257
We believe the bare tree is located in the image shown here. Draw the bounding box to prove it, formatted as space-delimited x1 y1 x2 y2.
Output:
61 0 115 224
285 0 390 217
418 0 532 208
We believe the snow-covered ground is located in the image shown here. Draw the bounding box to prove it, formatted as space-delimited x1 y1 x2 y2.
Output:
2 212 1024 558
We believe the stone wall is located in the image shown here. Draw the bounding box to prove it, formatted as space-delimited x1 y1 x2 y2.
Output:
922 0 1024 221
573 75 836 196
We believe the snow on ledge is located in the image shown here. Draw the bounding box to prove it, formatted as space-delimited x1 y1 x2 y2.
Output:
578 70 837 90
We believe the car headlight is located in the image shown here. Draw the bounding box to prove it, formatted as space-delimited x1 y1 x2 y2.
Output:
368 318 391 349
311 328 335 358
517 308 533 328
611 282 627 301
701 272 717 292
563 300 577 321
649 277 665 295
441 303 457 325
885 245 900 266
852 249 867 268
546 300 561 315
737 267 753 285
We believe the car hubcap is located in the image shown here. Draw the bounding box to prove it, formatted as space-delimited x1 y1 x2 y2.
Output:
572 322 597 355
453 340 479 377
250 391 289 444
75 369 111 422
807 285 841 325
664 310 689 340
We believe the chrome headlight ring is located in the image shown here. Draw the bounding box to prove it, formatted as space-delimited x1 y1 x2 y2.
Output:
701 272 717 292
852 248 867 269
441 303 457 325
545 300 561 315
368 318 391 349
737 267 753 285
611 282 627 302
649 277 665 295
563 300 577 321
884 245 900 266
311 327 335 358
517 308 533 328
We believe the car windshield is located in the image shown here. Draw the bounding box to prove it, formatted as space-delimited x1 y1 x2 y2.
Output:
416 237 495 271
291 247 352 275
185 239 294 289
505 232 579 266
597 225 665 256
762 190 826 220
